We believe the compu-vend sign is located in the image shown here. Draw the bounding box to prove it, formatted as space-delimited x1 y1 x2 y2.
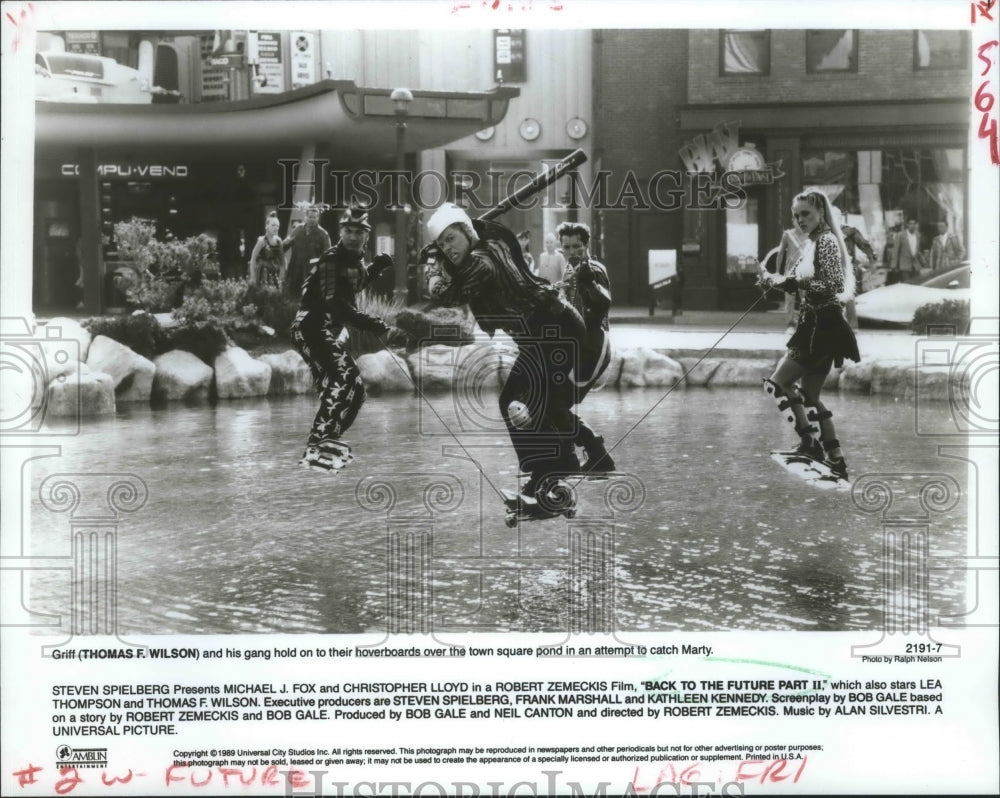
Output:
678 121 784 185
60 163 190 178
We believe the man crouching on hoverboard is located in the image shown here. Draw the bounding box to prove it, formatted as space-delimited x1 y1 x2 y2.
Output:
422 204 611 501
291 206 395 472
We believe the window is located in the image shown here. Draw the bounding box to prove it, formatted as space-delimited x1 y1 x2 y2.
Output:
807 30 857 73
720 30 770 75
914 30 968 70
800 148 966 267
726 197 760 278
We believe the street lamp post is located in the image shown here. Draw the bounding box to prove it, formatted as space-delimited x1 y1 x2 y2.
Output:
391 87 413 305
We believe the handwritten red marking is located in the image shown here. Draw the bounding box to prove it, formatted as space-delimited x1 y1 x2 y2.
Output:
631 758 808 792
261 765 282 786
54 767 84 795
100 770 145 786
978 39 999 75
735 757 808 784
4 3 34 53
972 0 995 22
11 764 42 787
975 41 1000 165
218 767 253 788
165 764 295 789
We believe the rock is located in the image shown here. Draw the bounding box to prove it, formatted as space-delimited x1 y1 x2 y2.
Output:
823 368 842 391
708 359 778 387
357 350 414 394
117 354 156 404
618 348 684 388
152 350 213 402
909 365 957 402
838 361 875 394
870 362 913 398
406 343 488 393
152 312 179 329
259 350 314 396
406 345 455 392
839 359 910 395
86 335 137 388
214 347 272 399
39 317 93 363
395 306 476 347
82 335 155 403
45 370 115 417
677 357 721 387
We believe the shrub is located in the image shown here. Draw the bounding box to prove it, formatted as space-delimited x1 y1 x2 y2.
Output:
239 284 299 336
112 217 158 270
173 278 253 325
910 298 970 335
112 218 220 312
83 313 167 360
118 272 184 312
164 320 232 365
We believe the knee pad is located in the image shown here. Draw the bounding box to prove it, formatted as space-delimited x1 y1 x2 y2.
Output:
507 400 534 430
762 378 800 426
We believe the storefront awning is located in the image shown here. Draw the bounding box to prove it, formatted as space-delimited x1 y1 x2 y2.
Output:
35 79 519 159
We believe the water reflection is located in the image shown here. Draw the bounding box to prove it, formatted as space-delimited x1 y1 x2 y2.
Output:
27 388 967 634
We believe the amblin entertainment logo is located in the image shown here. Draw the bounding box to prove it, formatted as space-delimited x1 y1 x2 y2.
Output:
56 745 108 769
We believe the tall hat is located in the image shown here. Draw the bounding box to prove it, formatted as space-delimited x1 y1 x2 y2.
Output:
339 205 371 230
427 203 473 241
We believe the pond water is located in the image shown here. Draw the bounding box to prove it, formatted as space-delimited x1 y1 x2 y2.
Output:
25 387 969 635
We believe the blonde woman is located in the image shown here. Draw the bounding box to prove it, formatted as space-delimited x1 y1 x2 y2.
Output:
248 212 285 288
759 190 860 480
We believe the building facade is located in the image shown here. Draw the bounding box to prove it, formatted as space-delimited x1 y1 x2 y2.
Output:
32 28 592 315
596 28 972 310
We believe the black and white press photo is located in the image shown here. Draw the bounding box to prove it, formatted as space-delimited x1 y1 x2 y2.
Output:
1 2 997 795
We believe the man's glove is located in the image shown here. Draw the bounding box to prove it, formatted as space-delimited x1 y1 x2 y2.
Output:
419 243 443 265
371 253 394 276
576 259 595 285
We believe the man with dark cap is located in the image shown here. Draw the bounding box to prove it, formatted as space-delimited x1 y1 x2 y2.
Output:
283 202 332 298
423 203 612 503
291 207 394 472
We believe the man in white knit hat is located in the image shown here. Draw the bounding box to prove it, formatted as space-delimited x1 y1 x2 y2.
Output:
422 204 612 503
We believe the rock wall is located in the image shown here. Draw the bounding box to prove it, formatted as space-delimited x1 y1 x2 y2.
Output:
32 322 965 421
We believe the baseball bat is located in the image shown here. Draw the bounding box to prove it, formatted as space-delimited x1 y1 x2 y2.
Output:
478 149 588 221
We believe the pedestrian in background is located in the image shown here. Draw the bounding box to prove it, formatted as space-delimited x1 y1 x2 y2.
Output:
537 232 567 284
759 189 860 481
929 221 965 272
283 203 332 298
889 217 924 284
835 209 877 328
515 230 536 276
248 211 285 288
